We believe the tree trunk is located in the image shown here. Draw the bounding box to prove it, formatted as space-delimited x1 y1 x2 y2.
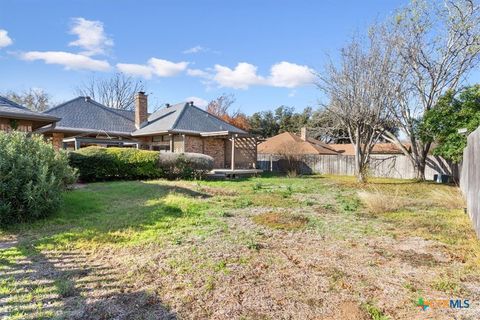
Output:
414 158 426 181
353 136 367 183
357 170 367 183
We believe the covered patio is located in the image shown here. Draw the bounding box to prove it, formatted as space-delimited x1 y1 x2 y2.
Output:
62 136 141 150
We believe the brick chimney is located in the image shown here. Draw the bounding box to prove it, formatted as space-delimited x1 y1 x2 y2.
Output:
300 127 308 141
135 92 148 129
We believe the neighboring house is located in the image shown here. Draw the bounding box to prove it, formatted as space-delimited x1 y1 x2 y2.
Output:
328 142 411 156
258 128 339 155
0 96 59 132
42 92 257 169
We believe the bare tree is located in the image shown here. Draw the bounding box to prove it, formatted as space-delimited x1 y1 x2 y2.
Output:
317 31 396 182
206 93 236 117
381 0 480 180
75 73 145 110
4 88 51 112
206 94 250 130
308 110 351 144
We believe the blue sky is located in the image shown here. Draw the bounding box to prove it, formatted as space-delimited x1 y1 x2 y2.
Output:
2 0 476 114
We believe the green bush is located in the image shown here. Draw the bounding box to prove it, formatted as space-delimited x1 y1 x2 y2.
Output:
0 132 77 225
158 152 214 179
68 147 162 182
68 147 214 181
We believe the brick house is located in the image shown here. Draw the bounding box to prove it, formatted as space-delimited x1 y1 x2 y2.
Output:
42 92 258 170
0 96 59 132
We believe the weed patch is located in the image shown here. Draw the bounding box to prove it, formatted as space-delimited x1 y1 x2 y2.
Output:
252 212 309 230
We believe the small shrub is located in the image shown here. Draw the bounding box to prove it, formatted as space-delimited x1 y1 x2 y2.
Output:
158 152 214 180
0 132 77 225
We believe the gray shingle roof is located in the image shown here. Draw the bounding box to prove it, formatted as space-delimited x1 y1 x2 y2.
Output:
0 96 59 123
44 97 136 135
132 102 246 136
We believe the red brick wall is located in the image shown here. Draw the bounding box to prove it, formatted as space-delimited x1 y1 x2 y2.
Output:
203 137 225 168
184 136 203 153
52 132 64 150
0 118 33 132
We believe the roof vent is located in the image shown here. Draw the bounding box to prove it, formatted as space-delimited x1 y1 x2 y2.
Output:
165 103 171 108
189 101 194 106
85 96 91 102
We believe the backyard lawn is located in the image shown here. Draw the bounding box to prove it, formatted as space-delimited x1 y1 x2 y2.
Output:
0 174 479 319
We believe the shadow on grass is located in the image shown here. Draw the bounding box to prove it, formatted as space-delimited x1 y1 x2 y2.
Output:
0 180 216 318
0 239 176 319
2 181 215 247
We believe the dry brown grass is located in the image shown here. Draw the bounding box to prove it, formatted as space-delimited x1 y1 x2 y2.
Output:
358 184 465 215
252 211 309 230
429 188 465 209
357 190 412 214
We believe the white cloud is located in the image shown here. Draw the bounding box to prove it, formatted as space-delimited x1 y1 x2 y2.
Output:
0 29 13 48
268 61 315 88
206 61 315 89
213 62 265 89
21 51 111 71
182 45 219 54
116 58 189 78
69 17 113 56
187 68 211 78
117 63 153 79
185 96 208 108
183 45 204 54
149 58 189 77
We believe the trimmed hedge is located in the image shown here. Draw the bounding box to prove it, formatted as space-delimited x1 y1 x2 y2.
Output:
68 147 162 182
158 152 214 180
68 147 214 182
0 132 77 225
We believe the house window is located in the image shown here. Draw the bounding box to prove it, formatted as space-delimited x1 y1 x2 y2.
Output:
152 145 170 152
152 135 169 142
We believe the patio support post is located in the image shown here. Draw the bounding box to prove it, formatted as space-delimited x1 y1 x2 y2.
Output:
74 138 80 150
169 134 174 152
231 134 236 171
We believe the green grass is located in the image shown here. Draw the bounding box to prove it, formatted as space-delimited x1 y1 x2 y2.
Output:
0 174 478 319
362 301 390 320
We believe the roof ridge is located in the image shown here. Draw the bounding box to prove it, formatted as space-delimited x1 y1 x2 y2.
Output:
142 109 177 128
0 96 29 110
46 96 134 124
44 97 85 113
87 99 135 123
170 103 189 130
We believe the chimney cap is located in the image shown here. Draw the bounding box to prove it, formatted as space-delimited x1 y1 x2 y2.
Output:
137 91 146 95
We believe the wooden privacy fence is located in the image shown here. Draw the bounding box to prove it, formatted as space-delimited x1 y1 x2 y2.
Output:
460 127 480 238
258 153 458 180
